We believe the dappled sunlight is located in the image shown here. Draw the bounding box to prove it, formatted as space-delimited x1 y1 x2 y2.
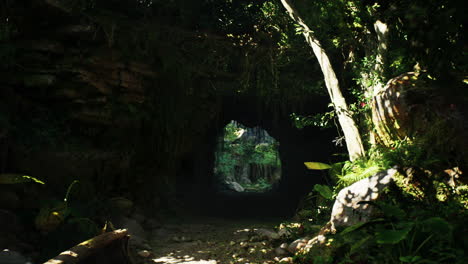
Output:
152 254 217 264
149 219 281 264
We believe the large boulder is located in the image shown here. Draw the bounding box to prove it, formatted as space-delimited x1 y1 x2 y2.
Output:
330 167 397 231
224 181 245 192
371 72 420 146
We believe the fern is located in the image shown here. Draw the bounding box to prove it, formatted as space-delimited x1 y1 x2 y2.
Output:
334 158 389 190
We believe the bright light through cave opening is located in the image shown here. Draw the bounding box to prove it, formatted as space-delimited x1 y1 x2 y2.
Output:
214 120 282 193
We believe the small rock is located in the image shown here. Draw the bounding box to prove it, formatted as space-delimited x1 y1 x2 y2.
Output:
278 257 293 263
287 237 310 253
277 228 291 238
137 250 151 258
240 241 249 248
254 228 280 241
274 247 288 256
225 181 245 192
300 234 328 253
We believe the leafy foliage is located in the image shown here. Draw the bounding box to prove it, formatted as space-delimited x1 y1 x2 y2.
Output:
214 121 281 191
325 199 467 264
0 174 45 185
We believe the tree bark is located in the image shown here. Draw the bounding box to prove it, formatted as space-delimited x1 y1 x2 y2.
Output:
43 229 129 264
359 20 389 145
279 0 365 161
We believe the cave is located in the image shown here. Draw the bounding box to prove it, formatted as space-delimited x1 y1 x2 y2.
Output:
172 95 340 218
0 3 347 260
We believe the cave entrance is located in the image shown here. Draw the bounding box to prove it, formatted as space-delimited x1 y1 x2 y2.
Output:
214 120 282 193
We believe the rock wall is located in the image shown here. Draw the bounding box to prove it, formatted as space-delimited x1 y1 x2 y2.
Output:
0 1 342 216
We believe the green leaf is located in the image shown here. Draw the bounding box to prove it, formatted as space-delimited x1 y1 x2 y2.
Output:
379 203 406 220
420 217 452 236
350 235 372 254
340 222 367 236
313 184 333 200
376 224 413 244
340 218 385 236
399 255 422 263
0 173 45 184
304 162 332 170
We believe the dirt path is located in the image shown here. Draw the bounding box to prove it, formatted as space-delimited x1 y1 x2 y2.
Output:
144 216 288 264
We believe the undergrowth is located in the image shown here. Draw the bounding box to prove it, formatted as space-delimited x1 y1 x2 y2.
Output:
291 134 467 263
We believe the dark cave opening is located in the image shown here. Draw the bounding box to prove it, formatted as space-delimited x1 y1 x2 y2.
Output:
174 96 341 218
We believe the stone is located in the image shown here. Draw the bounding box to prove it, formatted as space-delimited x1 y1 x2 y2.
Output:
225 181 245 192
254 228 280 241
278 257 293 263
330 168 397 231
277 228 291 238
287 237 310 253
137 250 151 258
112 216 147 243
302 234 327 252
274 247 288 256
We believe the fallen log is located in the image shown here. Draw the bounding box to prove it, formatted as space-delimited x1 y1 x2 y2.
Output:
43 229 130 264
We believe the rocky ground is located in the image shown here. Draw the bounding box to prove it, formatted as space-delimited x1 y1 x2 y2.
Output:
133 216 293 264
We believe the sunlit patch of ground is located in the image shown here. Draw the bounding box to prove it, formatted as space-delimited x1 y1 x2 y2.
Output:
148 217 282 264
152 254 217 263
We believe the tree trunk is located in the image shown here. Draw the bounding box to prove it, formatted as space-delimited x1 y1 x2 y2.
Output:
359 19 389 145
279 0 365 161
43 229 130 264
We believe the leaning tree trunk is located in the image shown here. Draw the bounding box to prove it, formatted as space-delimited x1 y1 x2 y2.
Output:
280 0 365 161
